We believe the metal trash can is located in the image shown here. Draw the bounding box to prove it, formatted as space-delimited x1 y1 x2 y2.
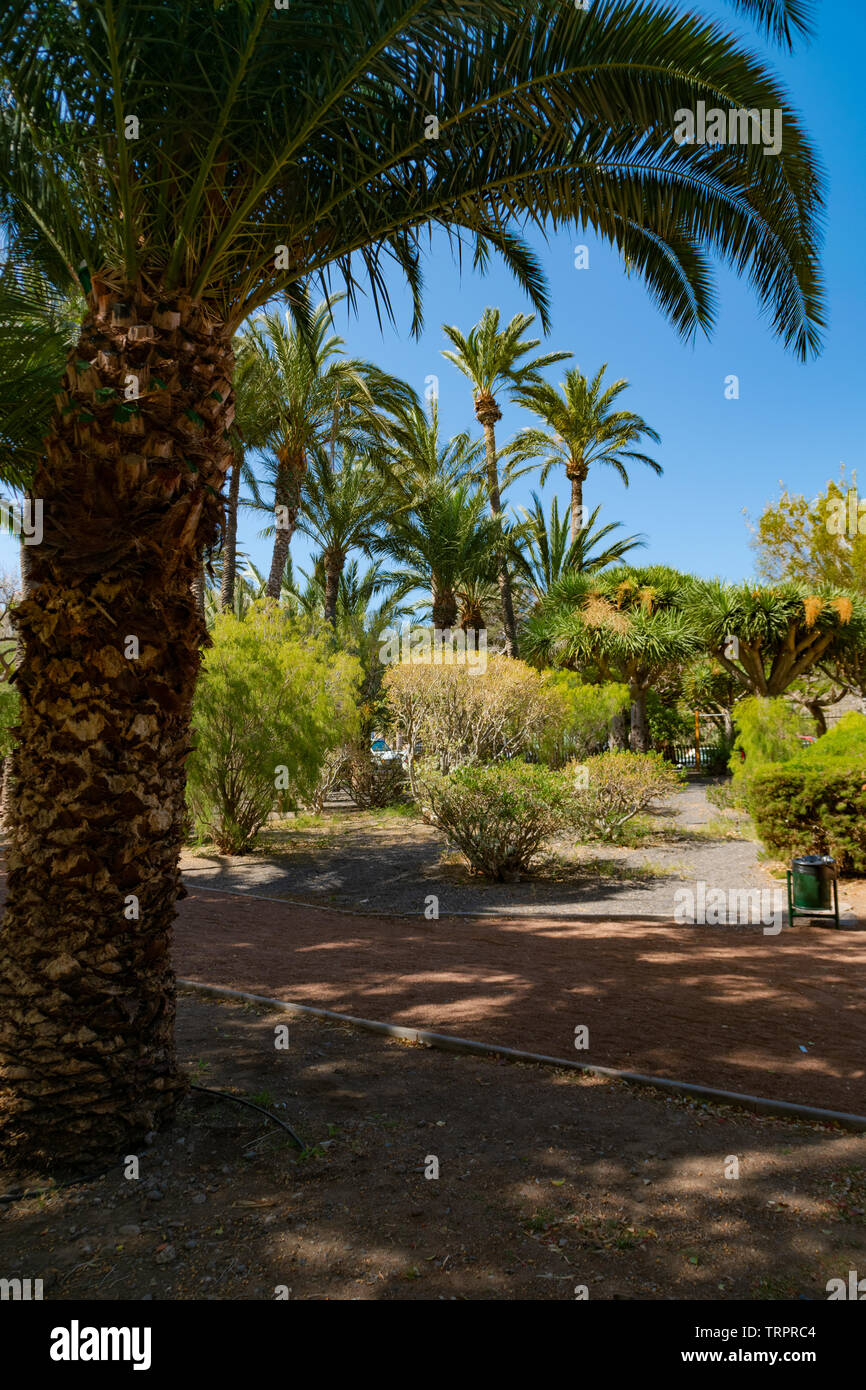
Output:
787 855 840 927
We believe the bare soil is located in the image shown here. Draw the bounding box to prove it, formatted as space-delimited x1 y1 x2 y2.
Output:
1 993 864 1302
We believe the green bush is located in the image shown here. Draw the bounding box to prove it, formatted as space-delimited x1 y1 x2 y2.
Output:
343 743 408 809
568 750 684 843
419 761 571 879
748 762 866 873
730 695 811 777
802 710 866 762
187 604 361 852
537 674 629 766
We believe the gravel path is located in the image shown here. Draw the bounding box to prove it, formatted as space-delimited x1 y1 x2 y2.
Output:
181 781 786 921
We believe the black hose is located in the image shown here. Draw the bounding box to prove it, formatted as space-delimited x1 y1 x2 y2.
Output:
190 1083 305 1149
0 1086 304 1205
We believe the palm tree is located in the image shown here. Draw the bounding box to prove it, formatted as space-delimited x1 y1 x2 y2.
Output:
513 366 661 541
383 400 483 498
240 301 415 597
441 309 571 655
0 0 826 1169
514 492 646 602
376 481 503 631
218 336 275 613
297 447 384 627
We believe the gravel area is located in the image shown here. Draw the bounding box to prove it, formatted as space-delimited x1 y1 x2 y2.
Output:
181 781 783 920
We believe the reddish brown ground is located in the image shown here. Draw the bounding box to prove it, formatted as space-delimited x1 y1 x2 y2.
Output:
174 890 866 1116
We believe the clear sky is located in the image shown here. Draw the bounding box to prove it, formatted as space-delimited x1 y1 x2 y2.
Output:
4 0 863 590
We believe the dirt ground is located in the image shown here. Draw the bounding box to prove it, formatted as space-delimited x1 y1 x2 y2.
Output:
174 888 866 1116
1 993 864 1302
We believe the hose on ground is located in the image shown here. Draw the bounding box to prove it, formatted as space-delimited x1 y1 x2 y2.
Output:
0 1085 305 1205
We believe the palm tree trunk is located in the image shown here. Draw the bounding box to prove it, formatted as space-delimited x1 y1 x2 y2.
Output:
266 518 293 600
480 419 519 658
219 449 242 612
323 555 343 628
0 284 234 1171
192 561 206 617
569 469 586 543
432 586 458 631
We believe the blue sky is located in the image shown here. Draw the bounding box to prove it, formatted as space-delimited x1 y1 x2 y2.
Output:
3 0 863 591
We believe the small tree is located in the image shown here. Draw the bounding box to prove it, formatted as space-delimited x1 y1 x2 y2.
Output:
523 566 700 751
187 605 361 852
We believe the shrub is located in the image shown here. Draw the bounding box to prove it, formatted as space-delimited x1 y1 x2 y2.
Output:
187 604 361 852
419 761 571 879
804 710 866 762
309 746 349 814
343 743 408 809
730 695 811 777
537 673 629 765
383 656 564 781
748 763 866 873
705 779 740 811
568 750 683 843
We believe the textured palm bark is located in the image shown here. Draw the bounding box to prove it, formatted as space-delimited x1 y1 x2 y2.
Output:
219 450 242 612
192 562 206 618
323 550 345 629
266 450 305 599
432 586 458 631
568 466 586 543
0 281 234 1171
475 399 518 658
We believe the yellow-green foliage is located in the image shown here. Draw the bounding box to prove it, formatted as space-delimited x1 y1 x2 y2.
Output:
538 672 629 765
747 711 866 873
420 761 572 880
567 750 683 843
730 695 811 779
0 682 19 758
187 603 361 852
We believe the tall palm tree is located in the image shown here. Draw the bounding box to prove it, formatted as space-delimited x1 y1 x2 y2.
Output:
514 492 646 602
297 447 384 628
0 0 826 1169
441 309 571 655
513 366 662 541
240 301 415 597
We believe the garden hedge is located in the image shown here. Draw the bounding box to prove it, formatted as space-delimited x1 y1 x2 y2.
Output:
748 762 866 873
